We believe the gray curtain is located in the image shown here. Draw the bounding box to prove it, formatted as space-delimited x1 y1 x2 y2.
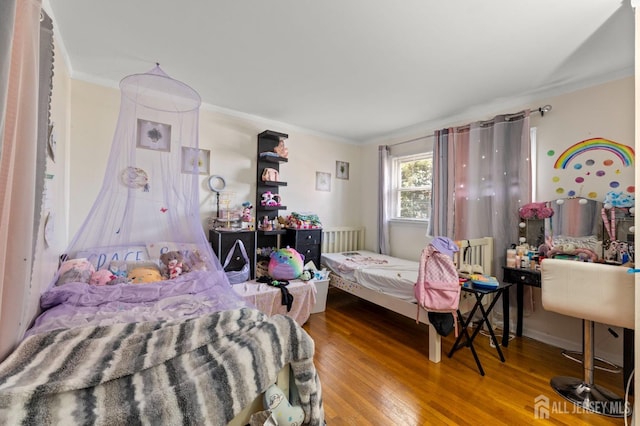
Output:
377 145 390 254
432 112 531 274
429 128 453 237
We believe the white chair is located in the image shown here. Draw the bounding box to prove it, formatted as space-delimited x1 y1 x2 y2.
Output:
541 259 634 418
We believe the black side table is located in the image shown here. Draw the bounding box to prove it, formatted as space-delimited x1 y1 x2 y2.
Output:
447 281 513 376
502 266 541 336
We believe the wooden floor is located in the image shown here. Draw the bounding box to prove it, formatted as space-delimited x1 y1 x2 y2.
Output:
302 288 633 425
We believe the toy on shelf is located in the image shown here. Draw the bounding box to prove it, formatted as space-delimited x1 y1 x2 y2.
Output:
261 191 281 207
259 216 273 231
241 202 253 221
273 137 289 159
261 167 279 182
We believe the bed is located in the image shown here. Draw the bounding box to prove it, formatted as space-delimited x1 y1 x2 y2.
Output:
0 251 324 426
321 227 494 363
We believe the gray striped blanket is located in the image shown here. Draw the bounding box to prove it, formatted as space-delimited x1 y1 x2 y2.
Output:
0 308 324 425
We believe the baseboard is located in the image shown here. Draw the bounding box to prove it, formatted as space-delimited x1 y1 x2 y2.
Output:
521 329 623 368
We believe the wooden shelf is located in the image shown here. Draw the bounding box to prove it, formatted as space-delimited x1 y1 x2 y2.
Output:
259 154 288 163
259 181 288 187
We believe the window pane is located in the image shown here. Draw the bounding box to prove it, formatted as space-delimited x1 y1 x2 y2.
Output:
399 190 431 219
400 159 432 188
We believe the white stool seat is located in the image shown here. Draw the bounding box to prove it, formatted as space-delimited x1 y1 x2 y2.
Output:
541 259 634 418
541 259 634 329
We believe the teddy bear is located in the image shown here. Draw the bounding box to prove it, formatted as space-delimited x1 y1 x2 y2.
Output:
160 251 190 279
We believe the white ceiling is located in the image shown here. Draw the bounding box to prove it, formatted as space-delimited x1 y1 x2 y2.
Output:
44 1 634 144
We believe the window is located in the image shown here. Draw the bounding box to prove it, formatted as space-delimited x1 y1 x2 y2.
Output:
392 152 432 221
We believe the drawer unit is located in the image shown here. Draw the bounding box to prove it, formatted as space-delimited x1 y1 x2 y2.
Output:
210 230 256 279
502 266 541 288
282 229 322 269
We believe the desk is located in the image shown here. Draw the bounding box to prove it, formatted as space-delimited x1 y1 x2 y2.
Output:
447 281 513 376
233 280 317 325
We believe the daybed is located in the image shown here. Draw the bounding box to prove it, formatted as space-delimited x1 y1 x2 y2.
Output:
321 227 494 363
0 258 324 425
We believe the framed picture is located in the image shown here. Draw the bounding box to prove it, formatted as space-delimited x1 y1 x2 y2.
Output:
336 161 349 180
136 119 171 152
181 147 211 175
316 171 331 192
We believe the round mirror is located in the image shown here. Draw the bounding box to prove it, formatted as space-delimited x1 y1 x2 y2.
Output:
208 175 226 192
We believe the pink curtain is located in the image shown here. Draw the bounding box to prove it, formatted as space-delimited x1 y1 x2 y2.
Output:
0 0 42 362
431 112 531 274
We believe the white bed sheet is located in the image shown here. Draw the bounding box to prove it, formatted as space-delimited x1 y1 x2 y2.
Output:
321 250 418 302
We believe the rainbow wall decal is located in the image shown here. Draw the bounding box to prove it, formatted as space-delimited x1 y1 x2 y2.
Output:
554 138 634 169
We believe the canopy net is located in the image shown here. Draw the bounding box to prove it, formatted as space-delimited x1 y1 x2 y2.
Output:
44 66 242 312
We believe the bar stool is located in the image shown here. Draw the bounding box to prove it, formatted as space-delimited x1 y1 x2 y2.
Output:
541 259 634 418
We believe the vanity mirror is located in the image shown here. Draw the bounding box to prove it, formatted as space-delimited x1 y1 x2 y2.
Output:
548 198 602 239
519 197 635 263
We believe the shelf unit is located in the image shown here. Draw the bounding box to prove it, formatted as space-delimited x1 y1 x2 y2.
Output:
256 130 289 271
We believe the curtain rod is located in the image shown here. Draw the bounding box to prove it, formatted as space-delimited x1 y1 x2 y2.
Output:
389 104 552 147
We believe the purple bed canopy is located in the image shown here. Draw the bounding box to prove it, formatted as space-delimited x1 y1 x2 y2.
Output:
46 65 234 297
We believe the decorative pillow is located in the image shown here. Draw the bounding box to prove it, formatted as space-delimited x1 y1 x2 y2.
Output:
56 258 96 286
146 241 200 261
76 245 149 270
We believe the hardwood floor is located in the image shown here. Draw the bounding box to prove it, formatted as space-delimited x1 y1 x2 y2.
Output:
303 288 632 425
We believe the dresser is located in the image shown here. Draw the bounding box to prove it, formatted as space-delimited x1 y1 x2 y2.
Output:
282 229 322 269
501 266 541 337
210 229 256 279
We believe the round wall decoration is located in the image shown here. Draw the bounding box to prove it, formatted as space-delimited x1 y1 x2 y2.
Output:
121 166 149 190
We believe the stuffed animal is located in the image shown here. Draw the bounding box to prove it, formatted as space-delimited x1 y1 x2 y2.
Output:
241 201 253 223
56 258 96 286
268 247 304 280
263 384 304 426
160 251 190 279
108 260 130 284
90 269 116 286
261 191 282 207
128 266 163 284
299 270 312 281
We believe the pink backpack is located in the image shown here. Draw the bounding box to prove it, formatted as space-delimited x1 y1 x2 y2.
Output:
415 239 461 336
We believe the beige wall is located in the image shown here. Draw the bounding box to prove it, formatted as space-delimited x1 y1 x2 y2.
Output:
359 76 634 365
66 80 364 242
